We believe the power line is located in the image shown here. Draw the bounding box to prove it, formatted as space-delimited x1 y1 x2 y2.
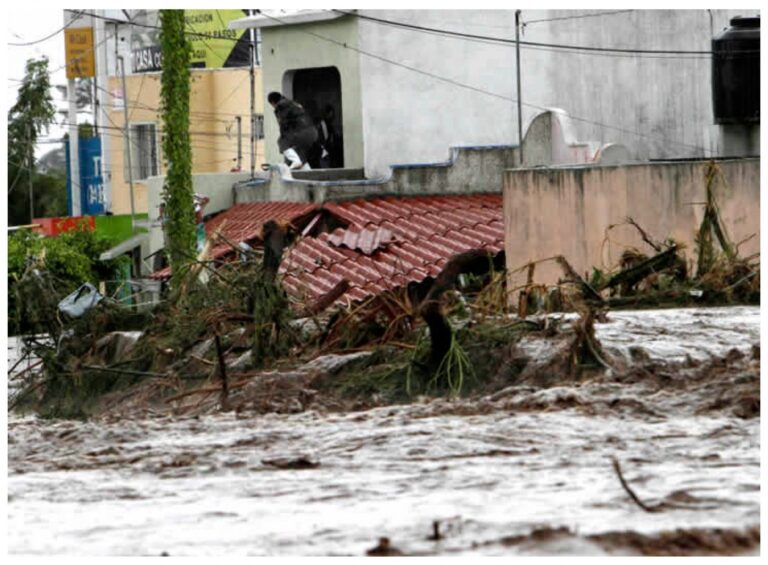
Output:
92 73 254 122
75 10 244 44
8 11 84 46
332 9 756 57
128 73 147 122
49 30 115 76
58 121 251 156
8 17 253 121
259 11 710 155
522 10 635 26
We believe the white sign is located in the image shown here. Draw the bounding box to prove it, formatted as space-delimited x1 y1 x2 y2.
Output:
112 88 125 111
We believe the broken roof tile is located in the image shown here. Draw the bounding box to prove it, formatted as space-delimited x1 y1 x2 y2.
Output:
281 193 504 306
327 226 395 255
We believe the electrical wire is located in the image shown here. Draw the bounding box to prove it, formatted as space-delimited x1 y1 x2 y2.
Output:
8 11 84 46
75 10 244 44
48 30 115 76
522 10 635 26
128 73 147 122
92 74 254 122
57 122 251 165
259 11 710 155
331 9 758 57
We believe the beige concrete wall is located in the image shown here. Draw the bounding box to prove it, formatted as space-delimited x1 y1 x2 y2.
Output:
107 67 264 215
503 159 760 289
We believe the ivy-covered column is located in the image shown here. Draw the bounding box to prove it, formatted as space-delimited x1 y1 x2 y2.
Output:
159 10 195 289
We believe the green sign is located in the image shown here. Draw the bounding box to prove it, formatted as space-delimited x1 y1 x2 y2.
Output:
131 9 252 73
185 10 250 69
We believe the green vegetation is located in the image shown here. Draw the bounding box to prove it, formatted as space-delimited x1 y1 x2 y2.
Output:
7 57 60 225
159 10 195 289
8 228 128 335
319 318 536 404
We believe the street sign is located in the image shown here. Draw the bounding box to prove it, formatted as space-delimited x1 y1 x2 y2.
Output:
64 27 96 78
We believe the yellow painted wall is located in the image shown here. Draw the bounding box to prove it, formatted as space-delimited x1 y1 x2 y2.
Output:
107 67 263 215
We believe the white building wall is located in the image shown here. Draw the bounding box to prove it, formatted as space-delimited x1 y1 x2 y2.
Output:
358 10 520 179
357 9 751 178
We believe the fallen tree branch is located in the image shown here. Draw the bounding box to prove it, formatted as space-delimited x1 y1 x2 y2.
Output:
8 358 43 380
9 379 47 411
603 245 679 293
626 217 663 252
555 255 604 303
303 279 350 317
611 456 661 513
7 349 32 376
81 364 170 378
214 334 230 410
163 378 252 404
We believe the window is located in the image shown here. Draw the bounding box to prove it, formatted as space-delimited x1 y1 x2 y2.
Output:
125 123 159 181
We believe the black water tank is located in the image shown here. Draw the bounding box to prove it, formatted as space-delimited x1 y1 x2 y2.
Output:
712 16 760 124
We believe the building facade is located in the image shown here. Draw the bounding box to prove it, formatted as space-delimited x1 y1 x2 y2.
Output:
78 9 266 216
233 9 758 180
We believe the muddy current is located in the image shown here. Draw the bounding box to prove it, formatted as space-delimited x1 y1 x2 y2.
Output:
7 306 761 556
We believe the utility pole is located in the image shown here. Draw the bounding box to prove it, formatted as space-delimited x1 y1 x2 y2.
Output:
236 116 243 170
95 10 112 212
118 55 137 234
249 9 256 179
68 76 81 216
63 10 81 217
515 10 524 166
27 123 34 222
91 12 99 135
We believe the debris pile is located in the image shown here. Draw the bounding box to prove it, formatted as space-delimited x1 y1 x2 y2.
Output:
8 170 759 420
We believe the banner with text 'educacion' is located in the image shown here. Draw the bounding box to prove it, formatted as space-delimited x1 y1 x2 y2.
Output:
130 9 253 73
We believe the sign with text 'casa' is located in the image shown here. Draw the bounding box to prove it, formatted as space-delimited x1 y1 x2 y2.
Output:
64 27 95 78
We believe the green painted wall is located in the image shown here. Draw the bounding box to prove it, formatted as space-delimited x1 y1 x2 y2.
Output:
262 16 363 169
94 214 148 244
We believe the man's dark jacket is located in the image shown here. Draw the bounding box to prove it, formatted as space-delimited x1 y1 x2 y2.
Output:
274 98 318 160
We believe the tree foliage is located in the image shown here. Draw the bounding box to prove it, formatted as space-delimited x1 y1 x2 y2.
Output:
8 169 68 226
159 10 195 288
8 58 59 224
8 228 127 335
8 58 56 163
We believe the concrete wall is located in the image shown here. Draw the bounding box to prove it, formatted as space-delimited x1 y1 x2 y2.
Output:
503 158 760 289
235 108 625 204
355 9 749 179
106 67 264 215
234 145 518 204
261 16 364 169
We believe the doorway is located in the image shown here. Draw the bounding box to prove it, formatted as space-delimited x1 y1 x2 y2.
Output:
290 66 344 168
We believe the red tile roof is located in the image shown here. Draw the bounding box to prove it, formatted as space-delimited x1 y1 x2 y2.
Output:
280 194 504 305
151 202 316 280
327 226 395 255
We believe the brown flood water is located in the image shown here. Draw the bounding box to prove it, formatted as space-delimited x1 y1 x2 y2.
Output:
6 306 761 556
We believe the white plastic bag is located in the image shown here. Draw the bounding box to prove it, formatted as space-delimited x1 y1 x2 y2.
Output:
58 283 104 318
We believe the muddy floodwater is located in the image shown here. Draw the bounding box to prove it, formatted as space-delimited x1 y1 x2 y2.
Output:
7 306 761 556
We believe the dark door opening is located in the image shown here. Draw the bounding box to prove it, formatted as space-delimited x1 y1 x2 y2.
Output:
292 66 344 169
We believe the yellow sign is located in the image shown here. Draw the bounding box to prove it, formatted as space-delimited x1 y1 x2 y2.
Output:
65 27 95 78
184 10 248 69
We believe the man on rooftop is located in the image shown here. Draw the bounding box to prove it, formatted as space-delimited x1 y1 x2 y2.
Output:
267 91 318 171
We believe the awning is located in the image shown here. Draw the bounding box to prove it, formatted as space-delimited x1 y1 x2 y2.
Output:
99 234 145 261
228 9 351 30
